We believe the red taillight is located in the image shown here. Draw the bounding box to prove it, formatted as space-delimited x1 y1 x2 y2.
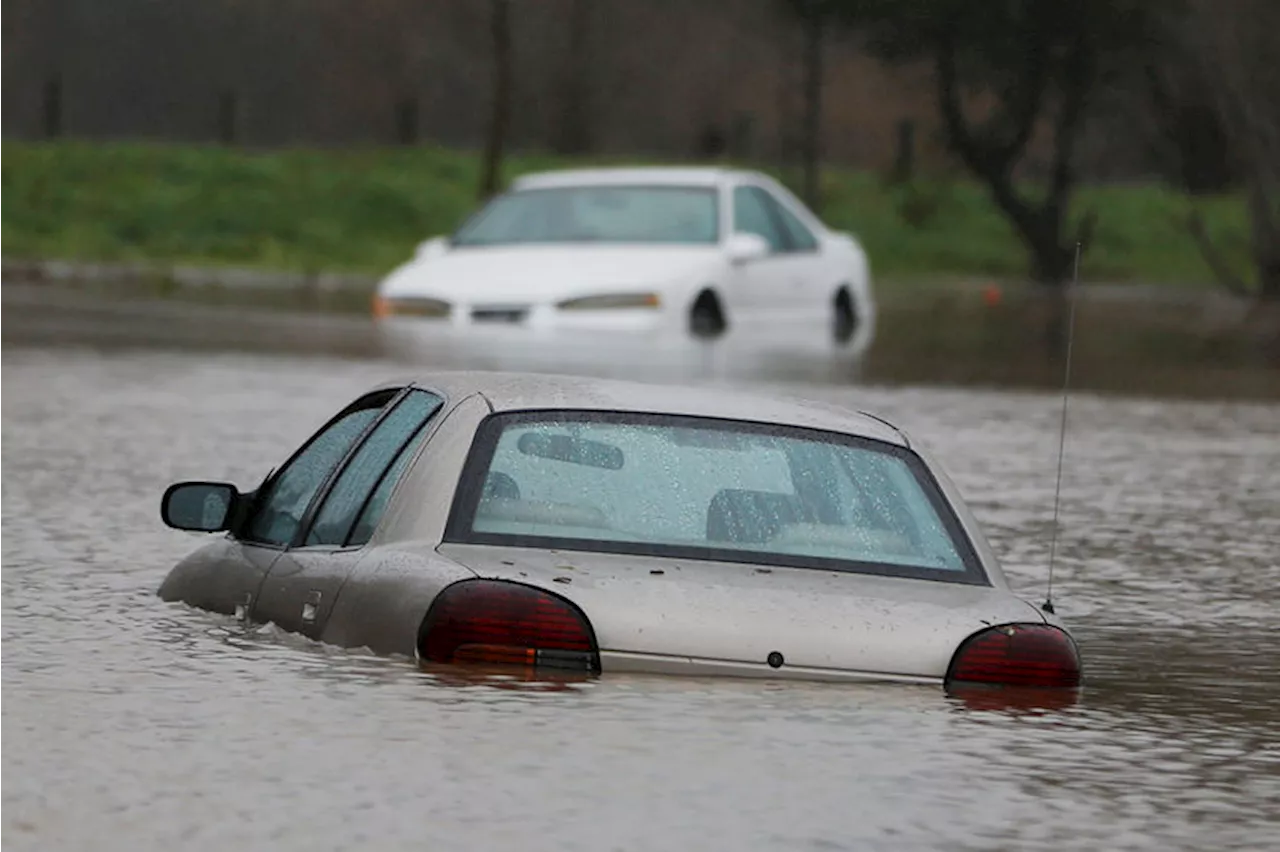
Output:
419 580 599 673
946 623 1081 688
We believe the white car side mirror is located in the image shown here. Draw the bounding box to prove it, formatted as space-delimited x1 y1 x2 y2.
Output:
415 236 449 260
725 232 770 265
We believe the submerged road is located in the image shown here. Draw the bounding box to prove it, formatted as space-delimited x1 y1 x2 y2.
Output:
3 286 1279 851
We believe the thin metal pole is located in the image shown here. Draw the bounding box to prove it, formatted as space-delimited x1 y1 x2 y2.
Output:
1045 241 1082 614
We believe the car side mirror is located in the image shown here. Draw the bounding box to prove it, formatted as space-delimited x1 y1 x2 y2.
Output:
415 236 449 260
161 481 240 532
725 232 770 265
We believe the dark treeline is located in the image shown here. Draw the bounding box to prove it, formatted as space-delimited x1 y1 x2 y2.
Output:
0 0 1229 185
5 0 1274 302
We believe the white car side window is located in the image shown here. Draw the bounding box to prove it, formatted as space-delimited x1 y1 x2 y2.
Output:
763 192 820 251
732 186 787 252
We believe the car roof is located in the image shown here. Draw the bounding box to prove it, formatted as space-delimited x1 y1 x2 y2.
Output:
390 371 907 447
511 166 756 190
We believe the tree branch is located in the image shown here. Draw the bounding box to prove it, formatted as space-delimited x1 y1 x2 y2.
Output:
478 0 512 201
1186 209 1252 297
1076 208 1098 248
934 29 975 164
991 20 1052 164
1245 182 1280 300
935 29 1034 235
1049 32 1093 211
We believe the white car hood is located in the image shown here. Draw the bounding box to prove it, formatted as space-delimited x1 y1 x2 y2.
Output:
380 244 721 303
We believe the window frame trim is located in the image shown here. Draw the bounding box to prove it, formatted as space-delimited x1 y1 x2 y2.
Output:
442 409 992 587
284 387 449 552
233 388 403 549
339 395 444 548
288 387 410 549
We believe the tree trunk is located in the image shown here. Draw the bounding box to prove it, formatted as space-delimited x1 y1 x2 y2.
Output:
43 73 63 139
1026 212 1075 287
553 0 593 155
1256 251 1280 301
1184 0 1280 302
1040 282 1070 362
800 7 824 212
479 0 512 201
1247 183 1280 301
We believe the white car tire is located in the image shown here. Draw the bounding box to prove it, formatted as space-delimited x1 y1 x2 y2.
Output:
833 287 859 346
688 290 727 340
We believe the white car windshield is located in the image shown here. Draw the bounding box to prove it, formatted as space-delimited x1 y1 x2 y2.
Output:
449 412 986 584
451 186 719 246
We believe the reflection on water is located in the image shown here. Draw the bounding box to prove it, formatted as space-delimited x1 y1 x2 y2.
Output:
0 282 862 385
3 292 1279 851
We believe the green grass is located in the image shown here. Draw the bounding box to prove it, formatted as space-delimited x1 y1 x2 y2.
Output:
1 140 1252 289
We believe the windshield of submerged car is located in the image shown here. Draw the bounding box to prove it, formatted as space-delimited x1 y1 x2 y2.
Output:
447 411 986 584
450 185 719 246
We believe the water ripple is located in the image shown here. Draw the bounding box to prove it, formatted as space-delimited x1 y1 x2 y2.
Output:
4 345 1278 852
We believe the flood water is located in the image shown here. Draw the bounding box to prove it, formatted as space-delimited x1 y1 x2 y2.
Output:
4 288 1279 851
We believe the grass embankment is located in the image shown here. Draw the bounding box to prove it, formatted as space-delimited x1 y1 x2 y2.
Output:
8 141 1274 396
1 141 1253 292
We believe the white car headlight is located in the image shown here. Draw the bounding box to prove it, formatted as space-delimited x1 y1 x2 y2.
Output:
556 293 661 310
372 295 452 318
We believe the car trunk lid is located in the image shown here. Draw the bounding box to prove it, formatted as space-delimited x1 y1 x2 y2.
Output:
436 543 1044 681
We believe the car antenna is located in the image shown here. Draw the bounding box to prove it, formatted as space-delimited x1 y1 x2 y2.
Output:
1043 241 1082 615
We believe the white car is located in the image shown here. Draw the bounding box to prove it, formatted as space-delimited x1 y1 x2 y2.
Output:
373 167 876 354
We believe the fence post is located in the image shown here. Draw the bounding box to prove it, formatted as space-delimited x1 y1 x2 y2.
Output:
730 112 754 161
396 97 418 145
892 118 916 184
218 90 239 145
43 73 63 138
696 124 727 161
800 6 825 212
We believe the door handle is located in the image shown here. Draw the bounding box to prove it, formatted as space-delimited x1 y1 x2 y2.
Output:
301 590 322 624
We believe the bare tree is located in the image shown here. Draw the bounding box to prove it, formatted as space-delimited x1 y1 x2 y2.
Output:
552 0 594 155
1140 61 1235 196
798 1 1155 291
799 1 825 211
775 0 830 208
1182 0 1280 302
479 0 512 201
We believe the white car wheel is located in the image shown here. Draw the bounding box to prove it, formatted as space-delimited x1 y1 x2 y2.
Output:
689 291 727 340
833 288 859 345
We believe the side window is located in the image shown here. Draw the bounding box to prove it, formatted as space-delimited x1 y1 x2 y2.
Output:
242 393 394 546
732 186 787 252
346 419 432 546
766 194 820 251
305 390 444 547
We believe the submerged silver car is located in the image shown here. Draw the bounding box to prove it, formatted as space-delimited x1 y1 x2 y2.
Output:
159 372 1081 690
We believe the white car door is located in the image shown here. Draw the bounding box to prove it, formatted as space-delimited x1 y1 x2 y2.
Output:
756 185 832 319
728 183 826 326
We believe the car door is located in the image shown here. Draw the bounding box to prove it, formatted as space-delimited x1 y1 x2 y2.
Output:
158 531 282 622
756 186 831 320
728 184 811 325
252 388 445 639
228 388 402 624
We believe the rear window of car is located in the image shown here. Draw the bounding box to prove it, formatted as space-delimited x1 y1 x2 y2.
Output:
445 411 988 585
